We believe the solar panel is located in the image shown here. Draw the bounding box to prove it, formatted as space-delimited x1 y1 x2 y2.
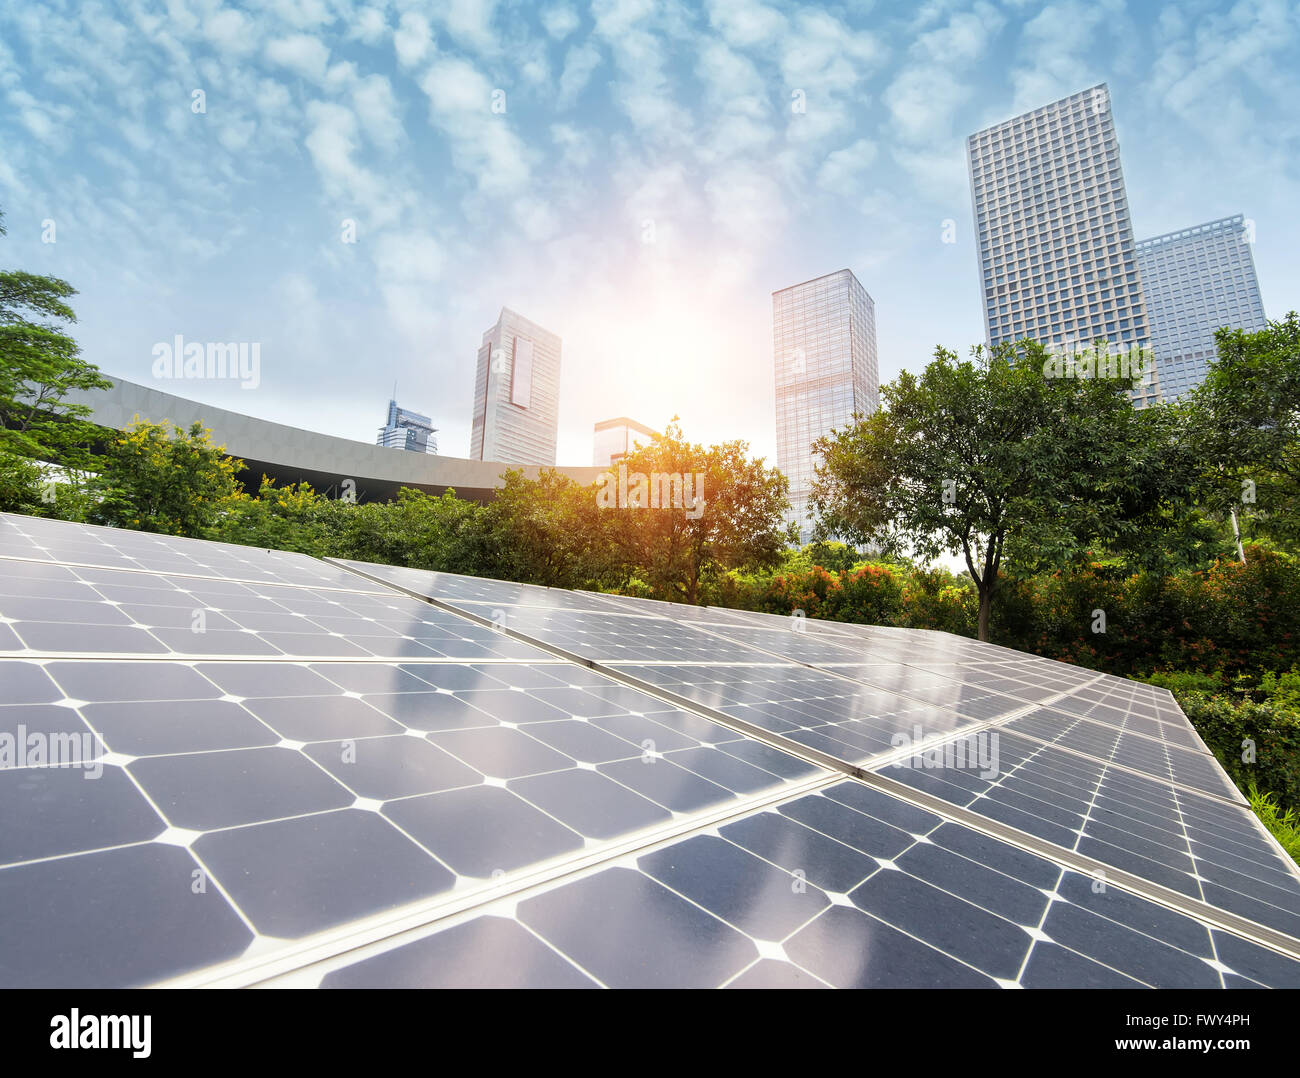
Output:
872 730 1300 941
0 558 547 661
2 518 1298 989
0 511 392 591
314 781 1300 988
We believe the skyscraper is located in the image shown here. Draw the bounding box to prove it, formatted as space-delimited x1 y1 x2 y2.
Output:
470 308 560 466
773 269 879 545
376 399 437 454
1135 215 1267 399
593 417 658 467
967 84 1155 398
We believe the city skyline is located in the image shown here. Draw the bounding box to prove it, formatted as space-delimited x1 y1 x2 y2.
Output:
1 2 1297 467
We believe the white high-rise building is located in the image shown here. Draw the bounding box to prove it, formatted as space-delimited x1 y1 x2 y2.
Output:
1135 215 1267 399
967 83 1157 401
773 269 879 545
470 308 560 467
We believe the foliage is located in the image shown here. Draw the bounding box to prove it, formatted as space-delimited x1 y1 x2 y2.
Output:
1138 669 1226 696
0 209 112 471
1173 691 1300 814
1186 313 1300 549
0 447 45 514
332 488 495 575
810 339 1199 640
485 469 624 590
1247 784 1300 867
607 419 791 604
91 419 244 535
205 478 343 556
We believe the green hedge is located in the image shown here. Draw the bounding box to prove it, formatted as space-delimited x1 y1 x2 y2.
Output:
1173 691 1300 812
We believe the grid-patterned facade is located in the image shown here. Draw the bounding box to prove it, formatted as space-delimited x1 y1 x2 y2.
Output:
470 308 560 466
773 269 879 545
968 84 1153 396
1135 215 1266 399
376 399 437 454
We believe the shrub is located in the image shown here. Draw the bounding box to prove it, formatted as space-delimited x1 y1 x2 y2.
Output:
827 563 905 625
1138 670 1226 696
1248 784 1300 866
1174 691 1300 813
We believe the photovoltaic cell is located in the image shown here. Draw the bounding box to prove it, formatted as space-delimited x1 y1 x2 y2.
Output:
610 662 987 767
0 512 392 592
1003 707 1238 801
0 650 829 986
874 729 1300 940
2 519 1298 989
0 559 550 661
315 780 1300 988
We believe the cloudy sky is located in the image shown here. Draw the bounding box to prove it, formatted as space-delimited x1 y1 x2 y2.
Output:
2 0 1297 467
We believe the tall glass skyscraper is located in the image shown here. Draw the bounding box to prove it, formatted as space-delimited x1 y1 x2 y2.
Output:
967 83 1157 401
773 269 879 545
1135 215 1267 399
470 307 560 466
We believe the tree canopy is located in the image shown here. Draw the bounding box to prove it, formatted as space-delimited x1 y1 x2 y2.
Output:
810 339 1201 639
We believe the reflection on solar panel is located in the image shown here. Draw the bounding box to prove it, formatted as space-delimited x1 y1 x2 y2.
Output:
2 512 1299 988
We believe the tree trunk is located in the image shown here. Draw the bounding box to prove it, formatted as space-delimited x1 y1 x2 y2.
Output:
977 587 991 642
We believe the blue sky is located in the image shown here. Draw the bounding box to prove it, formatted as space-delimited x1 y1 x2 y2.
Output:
2 0 1297 468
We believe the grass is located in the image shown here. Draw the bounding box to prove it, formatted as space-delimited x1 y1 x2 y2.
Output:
1248 783 1300 867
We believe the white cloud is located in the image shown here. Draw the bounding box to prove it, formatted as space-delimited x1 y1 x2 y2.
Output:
550 123 594 168
393 12 432 69
419 57 532 196
432 0 500 54
7 89 74 144
818 138 878 197
264 33 331 83
263 0 335 30
303 101 405 228
204 9 256 55
542 5 580 40
353 74 404 150
372 229 447 340
885 66 965 144
557 43 601 109
348 6 387 45
706 0 785 48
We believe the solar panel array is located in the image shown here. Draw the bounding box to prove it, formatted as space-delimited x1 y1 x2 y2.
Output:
1 511 1298 988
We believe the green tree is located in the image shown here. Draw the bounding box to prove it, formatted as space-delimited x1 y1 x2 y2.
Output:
484 468 624 590
607 420 791 604
204 477 344 556
811 340 1198 640
1186 314 1300 549
334 487 495 574
0 209 112 472
0 446 44 514
92 419 244 535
